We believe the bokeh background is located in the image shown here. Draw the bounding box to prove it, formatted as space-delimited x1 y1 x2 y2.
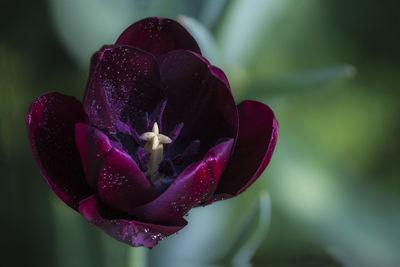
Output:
1 0 400 266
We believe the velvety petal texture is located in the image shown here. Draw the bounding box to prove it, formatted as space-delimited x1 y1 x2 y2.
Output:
214 100 278 197
27 17 278 249
79 196 186 249
158 50 238 158
116 17 201 57
27 93 91 210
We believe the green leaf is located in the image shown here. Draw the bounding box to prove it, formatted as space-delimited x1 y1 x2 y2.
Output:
199 0 228 29
244 64 356 98
49 0 137 68
222 191 272 264
52 196 104 267
217 0 291 67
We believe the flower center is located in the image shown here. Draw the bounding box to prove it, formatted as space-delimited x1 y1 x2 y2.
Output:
140 122 172 181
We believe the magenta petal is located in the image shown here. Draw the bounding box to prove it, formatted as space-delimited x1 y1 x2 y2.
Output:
131 161 213 224
115 17 201 57
158 50 238 158
214 100 278 197
27 93 91 210
83 45 163 133
98 148 160 214
75 123 112 190
79 196 186 248
203 139 234 191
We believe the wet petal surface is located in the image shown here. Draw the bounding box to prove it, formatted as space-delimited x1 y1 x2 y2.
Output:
27 93 91 210
79 196 186 248
131 161 213 224
98 148 160 214
83 45 163 133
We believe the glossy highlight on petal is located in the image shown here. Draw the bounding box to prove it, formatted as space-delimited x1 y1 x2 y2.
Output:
203 139 234 190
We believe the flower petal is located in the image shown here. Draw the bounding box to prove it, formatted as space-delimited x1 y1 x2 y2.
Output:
202 139 234 194
27 92 91 210
75 123 112 190
79 196 186 248
115 17 201 57
131 161 213 224
158 50 238 160
98 148 160 214
209 65 231 91
214 100 278 197
83 45 164 134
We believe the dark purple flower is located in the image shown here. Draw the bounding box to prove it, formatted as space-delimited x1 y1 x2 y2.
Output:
27 17 278 248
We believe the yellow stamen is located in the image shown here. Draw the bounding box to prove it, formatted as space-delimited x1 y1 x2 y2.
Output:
140 122 172 178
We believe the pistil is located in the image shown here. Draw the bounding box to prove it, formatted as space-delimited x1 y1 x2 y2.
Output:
140 123 172 180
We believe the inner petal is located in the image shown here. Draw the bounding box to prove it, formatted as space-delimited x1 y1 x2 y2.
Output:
157 50 238 161
83 45 164 134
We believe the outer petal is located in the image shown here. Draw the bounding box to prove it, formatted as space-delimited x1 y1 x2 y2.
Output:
79 196 186 248
214 100 278 197
115 17 201 57
131 161 213 224
83 45 164 133
158 50 238 159
98 148 160 214
27 93 91 210
75 123 112 190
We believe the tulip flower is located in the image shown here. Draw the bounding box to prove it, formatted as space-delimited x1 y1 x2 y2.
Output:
27 17 278 248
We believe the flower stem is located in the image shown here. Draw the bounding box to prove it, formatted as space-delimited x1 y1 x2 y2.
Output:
127 247 148 267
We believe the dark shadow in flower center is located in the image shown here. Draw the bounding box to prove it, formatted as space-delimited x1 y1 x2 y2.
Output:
107 99 200 193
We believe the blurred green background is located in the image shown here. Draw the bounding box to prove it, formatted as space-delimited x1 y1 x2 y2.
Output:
1 0 400 266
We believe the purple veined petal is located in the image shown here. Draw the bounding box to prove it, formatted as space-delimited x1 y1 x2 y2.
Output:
131 161 213 224
27 92 91 210
214 100 278 198
167 122 184 143
79 195 187 248
75 123 112 190
115 17 201 57
147 98 167 130
83 45 164 134
98 148 160 214
158 50 238 160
